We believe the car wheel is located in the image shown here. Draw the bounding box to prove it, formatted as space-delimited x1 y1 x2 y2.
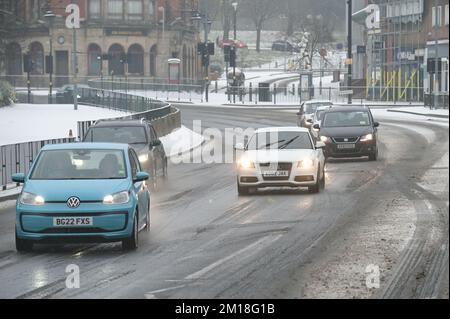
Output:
369 148 378 161
162 156 168 178
15 230 33 252
122 212 138 251
308 167 321 194
237 183 249 196
320 166 326 189
145 202 151 232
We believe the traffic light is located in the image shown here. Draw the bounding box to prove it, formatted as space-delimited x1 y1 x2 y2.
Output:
23 54 32 73
207 42 215 56
197 42 205 55
229 47 236 68
427 58 442 74
224 45 231 62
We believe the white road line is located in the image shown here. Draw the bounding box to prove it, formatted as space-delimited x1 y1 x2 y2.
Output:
144 284 187 299
184 234 282 280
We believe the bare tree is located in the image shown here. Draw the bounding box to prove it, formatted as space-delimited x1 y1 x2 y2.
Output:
241 0 279 52
296 14 334 59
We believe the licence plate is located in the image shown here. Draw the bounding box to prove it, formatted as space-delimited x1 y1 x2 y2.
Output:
337 144 356 149
53 217 93 227
262 170 289 177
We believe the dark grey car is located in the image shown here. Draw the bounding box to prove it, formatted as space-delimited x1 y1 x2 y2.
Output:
83 119 168 179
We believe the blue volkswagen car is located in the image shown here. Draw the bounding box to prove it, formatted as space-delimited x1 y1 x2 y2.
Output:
12 143 151 252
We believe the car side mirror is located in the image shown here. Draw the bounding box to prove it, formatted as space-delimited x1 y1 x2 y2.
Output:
315 141 326 149
373 122 380 128
306 119 313 124
313 124 320 130
234 142 245 151
12 173 25 183
134 171 149 182
150 140 162 148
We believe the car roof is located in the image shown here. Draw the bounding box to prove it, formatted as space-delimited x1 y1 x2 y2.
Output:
304 100 333 105
91 119 149 127
324 106 369 113
41 143 130 151
255 127 310 133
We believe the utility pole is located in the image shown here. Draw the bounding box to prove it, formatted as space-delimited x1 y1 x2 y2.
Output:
44 10 56 104
232 2 238 104
202 0 211 103
433 0 439 109
71 0 78 110
347 0 353 104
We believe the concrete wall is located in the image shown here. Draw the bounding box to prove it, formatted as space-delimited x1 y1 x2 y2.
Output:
151 106 181 137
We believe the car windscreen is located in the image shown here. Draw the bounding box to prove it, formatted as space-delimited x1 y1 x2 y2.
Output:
247 131 313 150
30 149 127 180
322 111 372 127
85 126 147 144
305 102 332 114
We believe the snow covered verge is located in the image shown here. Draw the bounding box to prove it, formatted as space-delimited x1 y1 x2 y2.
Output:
160 125 205 158
0 103 129 146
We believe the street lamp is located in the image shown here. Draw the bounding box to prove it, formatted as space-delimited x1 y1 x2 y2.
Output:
232 2 238 103
44 10 55 104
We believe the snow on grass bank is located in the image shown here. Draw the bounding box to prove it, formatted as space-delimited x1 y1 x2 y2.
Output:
160 125 204 157
0 103 129 146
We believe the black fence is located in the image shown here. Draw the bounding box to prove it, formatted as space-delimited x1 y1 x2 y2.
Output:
0 138 75 191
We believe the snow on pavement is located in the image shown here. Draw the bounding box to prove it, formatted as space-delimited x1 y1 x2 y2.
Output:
160 125 204 158
0 103 129 146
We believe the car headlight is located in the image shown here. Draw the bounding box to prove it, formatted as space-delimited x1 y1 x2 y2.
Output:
298 159 314 168
238 158 255 169
103 191 130 205
138 154 149 163
360 134 373 142
20 192 45 205
320 136 330 143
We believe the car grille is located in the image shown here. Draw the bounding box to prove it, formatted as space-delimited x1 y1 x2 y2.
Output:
332 137 359 143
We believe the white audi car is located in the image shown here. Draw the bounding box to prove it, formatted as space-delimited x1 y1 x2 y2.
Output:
235 127 326 195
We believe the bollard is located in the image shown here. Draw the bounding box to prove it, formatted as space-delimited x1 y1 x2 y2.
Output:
273 84 277 105
249 83 253 103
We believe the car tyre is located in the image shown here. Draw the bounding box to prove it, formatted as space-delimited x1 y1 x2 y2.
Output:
16 230 33 252
308 167 321 194
369 147 378 161
122 212 138 251
145 202 151 232
237 183 249 196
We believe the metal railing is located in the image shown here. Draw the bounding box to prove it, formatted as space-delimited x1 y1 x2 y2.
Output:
0 137 75 191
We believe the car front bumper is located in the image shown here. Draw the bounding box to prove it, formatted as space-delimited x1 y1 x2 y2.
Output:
15 202 135 242
237 164 318 188
323 140 377 158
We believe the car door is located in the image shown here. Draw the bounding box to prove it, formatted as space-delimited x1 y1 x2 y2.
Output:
129 148 148 228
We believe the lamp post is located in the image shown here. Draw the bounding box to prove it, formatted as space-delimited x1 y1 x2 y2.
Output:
44 10 55 104
433 0 439 109
346 0 353 104
232 2 238 104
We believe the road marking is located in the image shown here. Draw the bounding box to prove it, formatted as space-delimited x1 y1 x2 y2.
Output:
184 234 282 280
144 284 187 299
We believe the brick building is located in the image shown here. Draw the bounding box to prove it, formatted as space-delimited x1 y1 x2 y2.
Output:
0 0 202 87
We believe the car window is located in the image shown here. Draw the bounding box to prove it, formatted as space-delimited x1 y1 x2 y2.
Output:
30 149 127 180
128 149 140 179
247 131 313 150
322 111 372 127
86 126 148 144
149 126 157 141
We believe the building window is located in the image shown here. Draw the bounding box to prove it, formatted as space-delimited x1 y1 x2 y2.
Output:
148 0 155 16
5 42 22 75
29 41 44 75
89 0 101 19
108 0 124 19
108 44 125 75
128 0 143 20
432 6 442 27
127 44 144 75
88 44 102 75
445 5 449 26
150 45 157 76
